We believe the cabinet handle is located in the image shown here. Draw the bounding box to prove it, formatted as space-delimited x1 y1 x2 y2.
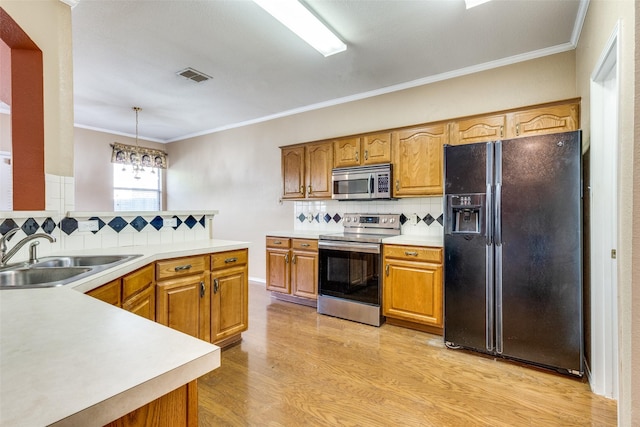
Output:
213 278 219 294
405 251 419 257
224 257 238 264
385 264 390 276
500 125 504 138
292 255 297 264
516 123 520 136
307 185 312 194
395 180 399 191
355 151 359 163
285 253 289 264
200 281 205 298
174 264 192 272
273 240 282 245
300 243 310 247
299 185 304 195
364 150 368 161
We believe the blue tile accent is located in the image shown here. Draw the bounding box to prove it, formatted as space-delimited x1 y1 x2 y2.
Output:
199 216 206 227
172 215 182 230
150 216 164 231
130 216 148 232
423 214 435 225
108 217 128 233
436 214 444 225
41 218 56 234
21 218 39 236
332 214 341 223
60 218 78 235
323 213 331 223
297 213 306 222
0 219 18 236
89 217 106 235
184 215 197 229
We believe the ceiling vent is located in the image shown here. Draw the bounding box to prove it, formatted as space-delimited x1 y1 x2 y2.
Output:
176 67 212 83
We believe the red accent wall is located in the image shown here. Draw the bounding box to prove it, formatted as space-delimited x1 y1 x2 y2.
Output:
0 8 45 210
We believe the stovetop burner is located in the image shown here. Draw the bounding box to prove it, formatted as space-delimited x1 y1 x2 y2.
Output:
319 213 401 243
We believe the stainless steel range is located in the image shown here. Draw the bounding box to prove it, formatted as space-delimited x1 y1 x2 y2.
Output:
317 213 401 326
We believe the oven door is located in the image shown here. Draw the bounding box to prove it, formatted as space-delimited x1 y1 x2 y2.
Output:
318 240 381 306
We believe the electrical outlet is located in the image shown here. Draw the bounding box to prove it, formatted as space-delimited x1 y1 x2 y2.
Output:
77 220 99 232
409 213 418 226
165 217 178 228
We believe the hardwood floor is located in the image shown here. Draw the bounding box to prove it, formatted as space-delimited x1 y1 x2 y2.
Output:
198 282 616 426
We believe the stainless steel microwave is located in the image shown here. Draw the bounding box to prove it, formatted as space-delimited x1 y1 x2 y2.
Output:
332 164 393 200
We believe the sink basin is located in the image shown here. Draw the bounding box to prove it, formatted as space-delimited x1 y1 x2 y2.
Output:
32 255 137 268
0 267 93 288
0 254 142 289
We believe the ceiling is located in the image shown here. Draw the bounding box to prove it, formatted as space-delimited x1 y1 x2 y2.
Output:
71 0 588 143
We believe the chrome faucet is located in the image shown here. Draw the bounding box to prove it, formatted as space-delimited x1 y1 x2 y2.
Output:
0 228 56 266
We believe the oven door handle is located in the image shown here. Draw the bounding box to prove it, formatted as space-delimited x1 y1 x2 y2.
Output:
318 240 381 254
368 173 374 197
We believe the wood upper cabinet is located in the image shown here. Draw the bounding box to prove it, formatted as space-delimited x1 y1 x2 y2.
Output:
392 124 446 197
156 256 210 341
450 114 506 146
210 250 248 344
266 236 318 302
333 133 391 168
383 245 443 333
508 102 579 138
305 141 333 198
281 141 332 199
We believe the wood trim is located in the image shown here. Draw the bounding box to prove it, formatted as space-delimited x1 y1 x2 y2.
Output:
385 317 443 336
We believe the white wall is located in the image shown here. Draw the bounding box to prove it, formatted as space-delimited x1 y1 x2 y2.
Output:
166 52 577 282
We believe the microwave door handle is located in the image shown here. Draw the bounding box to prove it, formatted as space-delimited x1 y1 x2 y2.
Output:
369 173 374 196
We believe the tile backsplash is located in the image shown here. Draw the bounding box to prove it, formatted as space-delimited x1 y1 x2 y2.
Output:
293 197 444 237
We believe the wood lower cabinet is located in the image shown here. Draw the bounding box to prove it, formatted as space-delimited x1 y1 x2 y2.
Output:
104 380 198 427
266 236 318 305
392 124 446 197
210 249 249 345
383 245 443 334
87 264 155 321
156 256 210 341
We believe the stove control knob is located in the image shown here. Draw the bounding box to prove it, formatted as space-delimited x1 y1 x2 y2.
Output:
345 217 351 222
352 216 358 222
382 218 388 223
389 218 396 223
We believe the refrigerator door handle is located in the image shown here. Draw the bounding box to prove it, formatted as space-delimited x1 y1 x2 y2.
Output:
486 241 495 351
495 244 503 354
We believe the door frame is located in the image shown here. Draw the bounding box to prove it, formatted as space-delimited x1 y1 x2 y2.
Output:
588 22 620 399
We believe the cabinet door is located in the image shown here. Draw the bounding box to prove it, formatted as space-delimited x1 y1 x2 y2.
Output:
281 146 305 199
450 114 506 145
291 250 318 300
362 132 391 165
122 264 155 301
156 273 209 341
509 103 579 138
123 285 156 321
305 141 333 199
266 248 290 293
383 259 443 327
333 137 362 168
87 279 121 306
392 124 445 196
211 265 248 343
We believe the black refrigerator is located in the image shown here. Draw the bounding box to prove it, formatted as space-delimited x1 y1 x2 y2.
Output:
443 130 583 376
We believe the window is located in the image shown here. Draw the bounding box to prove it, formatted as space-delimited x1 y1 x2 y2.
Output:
113 164 162 211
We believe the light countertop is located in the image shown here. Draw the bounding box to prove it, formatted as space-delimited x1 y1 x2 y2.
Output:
0 238 249 426
266 231 443 247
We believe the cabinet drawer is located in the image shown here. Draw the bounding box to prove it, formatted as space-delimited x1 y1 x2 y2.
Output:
156 255 208 280
122 264 155 301
211 249 248 270
384 245 442 263
266 237 291 249
87 279 121 306
291 238 318 251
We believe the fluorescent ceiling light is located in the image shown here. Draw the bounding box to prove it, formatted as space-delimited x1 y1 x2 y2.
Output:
465 0 491 9
254 0 346 57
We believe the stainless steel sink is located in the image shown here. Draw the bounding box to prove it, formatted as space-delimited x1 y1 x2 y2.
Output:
0 254 142 289
32 255 138 268
0 267 94 288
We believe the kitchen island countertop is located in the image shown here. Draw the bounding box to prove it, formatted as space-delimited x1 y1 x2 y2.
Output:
0 238 249 426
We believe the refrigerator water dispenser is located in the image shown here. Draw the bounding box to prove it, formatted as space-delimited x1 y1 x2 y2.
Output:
446 194 485 235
